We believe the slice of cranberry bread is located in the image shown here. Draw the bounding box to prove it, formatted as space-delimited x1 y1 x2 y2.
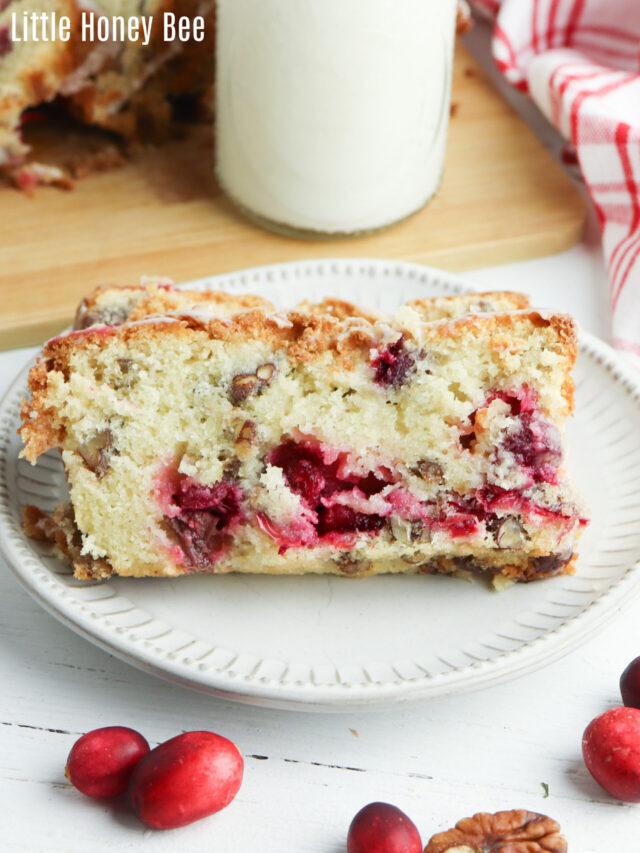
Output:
21 301 585 583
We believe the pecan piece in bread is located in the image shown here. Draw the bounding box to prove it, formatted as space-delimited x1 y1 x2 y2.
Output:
424 809 567 853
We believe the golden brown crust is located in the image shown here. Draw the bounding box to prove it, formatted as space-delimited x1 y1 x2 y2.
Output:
73 285 140 330
60 305 576 361
73 282 274 329
424 809 567 853
407 291 530 317
547 314 578 415
489 291 530 309
129 289 274 322
76 282 139 312
296 297 385 323
19 362 67 462
76 289 529 332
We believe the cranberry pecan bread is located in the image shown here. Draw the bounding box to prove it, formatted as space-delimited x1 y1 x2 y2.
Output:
20 293 585 583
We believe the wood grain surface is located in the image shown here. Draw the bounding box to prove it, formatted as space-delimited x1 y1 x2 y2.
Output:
0 44 585 350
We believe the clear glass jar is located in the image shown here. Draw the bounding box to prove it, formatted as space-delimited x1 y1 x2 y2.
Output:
215 0 458 238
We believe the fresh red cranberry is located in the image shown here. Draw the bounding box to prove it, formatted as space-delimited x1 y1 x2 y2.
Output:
318 505 385 535
283 457 326 505
582 707 640 802
177 480 242 512
435 513 479 538
166 478 244 568
347 802 422 853
269 443 330 503
621 657 640 709
13 168 40 193
0 26 11 56
356 471 389 495
502 411 561 483
477 484 509 509
269 442 388 502
371 337 416 388
264 441 392 545
478 484 573 527
66 726 149 798
478 388 560 483
449 494 486 520
431 495 486 538
502 418 533 464
128 731 244 830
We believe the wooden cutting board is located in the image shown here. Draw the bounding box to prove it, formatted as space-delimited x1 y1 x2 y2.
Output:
0 45 585 351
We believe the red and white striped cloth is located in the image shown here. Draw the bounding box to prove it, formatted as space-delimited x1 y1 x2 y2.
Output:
472 0 640 367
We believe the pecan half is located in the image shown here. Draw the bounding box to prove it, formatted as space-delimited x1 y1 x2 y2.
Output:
256 362 276 382
234 420 258 459
389 517 412 544
230 374 260 403
424 810 567 853
391 518 431 549
411 458 444 484
495 517 526 550
77 429 113 478
229 364 276 404
235 420 257 446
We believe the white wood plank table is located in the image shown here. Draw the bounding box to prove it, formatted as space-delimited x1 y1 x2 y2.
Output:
2 237 639 852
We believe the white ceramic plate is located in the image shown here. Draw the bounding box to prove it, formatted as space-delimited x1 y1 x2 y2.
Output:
2 259 640 712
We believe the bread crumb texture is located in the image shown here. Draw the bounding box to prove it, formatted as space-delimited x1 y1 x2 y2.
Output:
20 291 584 582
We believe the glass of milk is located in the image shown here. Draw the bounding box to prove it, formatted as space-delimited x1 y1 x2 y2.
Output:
215 0 459 237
